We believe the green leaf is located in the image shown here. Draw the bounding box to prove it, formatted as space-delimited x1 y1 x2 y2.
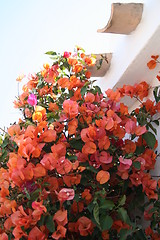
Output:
118 195 126 206
132 161 141 170
70 139 84 150
100 215 113 230
45 215 55 233
148 123 157 135
87 202 94 213
67 155 78 161
153 120 159 126
38 214 45 226
142 132 156 149
94 86 102 94
93 203 100 225
99 199 115 210
80 86 87 97
135 146 145 154
153 86 160 103
45 51 57 56
134 229 147 240
118 207 128 222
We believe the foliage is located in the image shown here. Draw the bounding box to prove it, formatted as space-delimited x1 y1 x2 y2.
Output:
0 48 160 239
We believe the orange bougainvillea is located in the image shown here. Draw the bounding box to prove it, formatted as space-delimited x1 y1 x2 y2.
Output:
96 170 110 184
0 49 160 239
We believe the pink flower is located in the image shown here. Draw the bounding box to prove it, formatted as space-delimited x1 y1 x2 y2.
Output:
118 156 132 171
27 94 37 106
63 51 71 58
99 151 112 164
57 188 75 202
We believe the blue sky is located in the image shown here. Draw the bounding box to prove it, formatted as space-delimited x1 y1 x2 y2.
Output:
0 0 114 128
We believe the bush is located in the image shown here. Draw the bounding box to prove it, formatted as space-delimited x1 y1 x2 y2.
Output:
0 48 160 239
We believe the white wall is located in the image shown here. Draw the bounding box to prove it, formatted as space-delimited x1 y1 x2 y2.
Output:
98 0 160 91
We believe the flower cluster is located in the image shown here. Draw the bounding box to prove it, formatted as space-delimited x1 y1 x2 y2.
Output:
0 49 160 239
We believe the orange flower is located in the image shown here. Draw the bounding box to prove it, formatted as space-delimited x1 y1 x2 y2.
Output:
68 118 78 135
98 135 110 150
40 153 56 170
85 57 96 66
82 189 92 201
123 140 136 154
12 226 27 239
53 209 68 226
8 124 21 137
32 106 46 122
48 102 59 112
73 64 83 73
112 220 130 233
105 89 121 102
57 77 70 88
33 163 46 178
68 58 78 66
81 126 96 143
76 216 94 236
96 170 110 184
63 100 78 118
28 226 46 240
51 225 67 240
51 143 66 160
85 71 91 79
71 201 84 214
82 141 97 154
63 174 81 187
147 59 157 69
102 230 110 240
84 92 95 103
0 233 8 240
40 129 57 142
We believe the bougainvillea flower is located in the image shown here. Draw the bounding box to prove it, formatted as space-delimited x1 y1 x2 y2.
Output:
76 216 94 236
28 226 46 240
98 135 110 150
63 174 81 187
32 105 46 122
96 170 110 184
118 156 132 171
33 163 46 178
99 151 112 164
51 225 67 240
84 92 95 103
40 153 56 170
112 220 130 233
51 143 66 160
57 188 75 202
56 157 72 175
8 124 21 137
32 201 47 213
0 233 8 240
71 201 84 214
68 118 78 135
12 226 28 239
82 141 97 155
81 189 92 201
40 129 57 142
53 209 68 226
63 100 78 118
27 93 37 106
63 51 71 58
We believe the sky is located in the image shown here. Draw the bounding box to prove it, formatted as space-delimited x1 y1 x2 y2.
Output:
0 0 144 129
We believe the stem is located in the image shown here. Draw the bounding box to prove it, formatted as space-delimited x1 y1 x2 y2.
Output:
0 127 7 134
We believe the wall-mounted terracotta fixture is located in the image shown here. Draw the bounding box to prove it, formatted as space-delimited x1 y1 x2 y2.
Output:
87 53 112 77
97 3 143 35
